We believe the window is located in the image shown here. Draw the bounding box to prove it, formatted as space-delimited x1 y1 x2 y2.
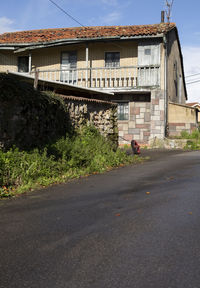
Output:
61 51 77 83
105 52 120 68
18 56 29 73
144 48 151 55
117 102 129 120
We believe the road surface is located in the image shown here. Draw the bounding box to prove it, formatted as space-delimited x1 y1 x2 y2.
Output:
1 150 200 288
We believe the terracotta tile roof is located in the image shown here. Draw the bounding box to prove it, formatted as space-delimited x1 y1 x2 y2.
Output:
0 23 176 45
60 94 116 106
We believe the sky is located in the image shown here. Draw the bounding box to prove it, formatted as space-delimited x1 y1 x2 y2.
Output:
0 0 200 102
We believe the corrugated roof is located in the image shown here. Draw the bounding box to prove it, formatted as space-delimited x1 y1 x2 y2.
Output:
0 23 176 45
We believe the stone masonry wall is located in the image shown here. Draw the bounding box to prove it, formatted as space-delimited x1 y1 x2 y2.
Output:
62 95 118 147
118 101 151 144
150 90 165 140
0 74 69 150
117 91 165 145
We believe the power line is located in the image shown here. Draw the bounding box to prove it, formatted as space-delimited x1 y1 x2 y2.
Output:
186 79 200 85
185 72 200 78
48 0 85 27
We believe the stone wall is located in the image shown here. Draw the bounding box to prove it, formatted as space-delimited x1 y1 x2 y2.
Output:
0 74 69 150
116 91 165 145
0 74 118 150
168 102 198 136
61 95 118 147
150 90 165 140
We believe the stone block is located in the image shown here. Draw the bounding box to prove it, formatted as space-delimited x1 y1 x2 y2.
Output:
152 98 159 105
132 134 140 140
130 107 140 115
128 128 140 134
154 105 159 111
159 99 164 109
160 110 164 121
136 124 150 129
128 121 136 128
144 112 151 122
154 120 164 126
152 110 160 116
140 108 146 113
151 116 160 121
124 134 134 141
151 129 162 134
130 115 136 121
136 118 144 124
135 103 147 108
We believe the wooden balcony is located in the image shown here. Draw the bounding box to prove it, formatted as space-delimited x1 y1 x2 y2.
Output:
30 65 160 90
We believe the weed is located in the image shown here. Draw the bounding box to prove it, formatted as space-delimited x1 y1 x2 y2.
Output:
0 125 143 198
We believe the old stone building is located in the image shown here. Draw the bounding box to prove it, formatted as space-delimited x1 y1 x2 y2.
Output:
0 21 195 144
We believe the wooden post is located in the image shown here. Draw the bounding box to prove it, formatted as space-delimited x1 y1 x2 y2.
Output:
86 44 89 87
34 69 39 90
28 53 32 74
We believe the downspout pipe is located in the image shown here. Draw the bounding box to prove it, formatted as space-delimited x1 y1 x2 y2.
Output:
163 34 168 137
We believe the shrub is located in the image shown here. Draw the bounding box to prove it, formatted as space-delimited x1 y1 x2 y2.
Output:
0 125 141 198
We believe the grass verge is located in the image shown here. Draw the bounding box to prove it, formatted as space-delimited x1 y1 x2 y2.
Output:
0 126 146 198
180 130 200 150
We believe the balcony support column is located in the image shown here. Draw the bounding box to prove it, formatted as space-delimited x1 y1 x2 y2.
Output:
86 44 89 87
28 52 32 74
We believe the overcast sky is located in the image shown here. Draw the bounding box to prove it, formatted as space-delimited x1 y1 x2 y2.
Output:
1 0 200 102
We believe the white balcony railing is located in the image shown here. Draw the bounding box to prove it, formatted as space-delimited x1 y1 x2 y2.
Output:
30 65 160 89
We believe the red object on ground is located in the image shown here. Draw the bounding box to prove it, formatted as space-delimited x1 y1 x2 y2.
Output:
131 140 141 155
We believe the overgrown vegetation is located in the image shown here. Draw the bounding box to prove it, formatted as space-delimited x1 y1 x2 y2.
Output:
0 74 69 150
0 126 143 198
179 129 200 150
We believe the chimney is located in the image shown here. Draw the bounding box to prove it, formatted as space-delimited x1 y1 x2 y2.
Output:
161 11 165 23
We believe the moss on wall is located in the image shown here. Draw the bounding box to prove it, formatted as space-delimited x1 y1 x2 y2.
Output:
0 74 69 149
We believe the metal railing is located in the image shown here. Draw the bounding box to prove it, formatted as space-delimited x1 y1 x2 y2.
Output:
29 65 160 89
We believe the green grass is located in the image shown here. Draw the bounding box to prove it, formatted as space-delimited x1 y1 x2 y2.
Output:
179 129 200 150
0 126 145 198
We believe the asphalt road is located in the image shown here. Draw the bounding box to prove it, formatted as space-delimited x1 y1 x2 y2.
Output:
1 150 200 288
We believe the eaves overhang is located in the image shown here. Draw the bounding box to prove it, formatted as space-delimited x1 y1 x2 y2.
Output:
0 33 165 53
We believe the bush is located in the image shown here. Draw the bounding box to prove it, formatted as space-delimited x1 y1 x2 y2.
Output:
0 125 141 198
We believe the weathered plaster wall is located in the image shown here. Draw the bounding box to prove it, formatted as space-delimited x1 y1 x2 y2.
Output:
1 41 138 73
167 29 186 104
168 102 197 136
0 51 17 72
